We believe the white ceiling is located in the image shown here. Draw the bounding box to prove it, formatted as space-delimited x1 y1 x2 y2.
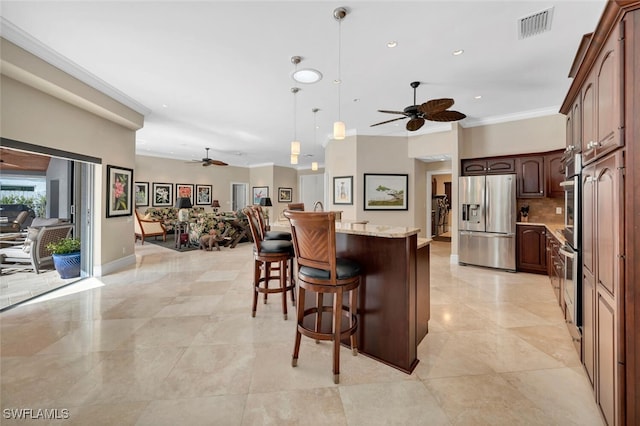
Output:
0 1 606 168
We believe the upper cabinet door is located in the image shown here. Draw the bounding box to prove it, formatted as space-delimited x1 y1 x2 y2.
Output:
571 97 582 153
595 26 623 157
582 78 596 164
461 159 487 176
545 153 565 198
516 156 545 198
486 158 515 174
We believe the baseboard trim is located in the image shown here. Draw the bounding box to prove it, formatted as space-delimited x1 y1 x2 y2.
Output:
94 254 135 277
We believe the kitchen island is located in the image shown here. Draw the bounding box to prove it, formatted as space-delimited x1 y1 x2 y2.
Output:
273 220 430 373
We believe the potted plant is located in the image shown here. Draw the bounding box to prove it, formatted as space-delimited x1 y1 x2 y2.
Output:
47 237 81 279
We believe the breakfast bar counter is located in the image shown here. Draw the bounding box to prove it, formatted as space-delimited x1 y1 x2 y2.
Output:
273 220 431 373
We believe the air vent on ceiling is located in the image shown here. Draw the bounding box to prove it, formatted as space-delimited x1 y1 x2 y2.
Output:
518 7 554 39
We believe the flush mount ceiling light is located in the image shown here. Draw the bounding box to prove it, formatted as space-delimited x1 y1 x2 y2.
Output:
452 49 464 56
291 55 322 84
387 41 397 48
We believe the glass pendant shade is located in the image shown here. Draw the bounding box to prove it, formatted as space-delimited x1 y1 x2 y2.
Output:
312 162 318 171
290 141 301 155
333 121 346 140
290 154 299 165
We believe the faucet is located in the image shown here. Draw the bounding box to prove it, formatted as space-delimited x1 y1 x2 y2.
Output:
313 201 324 212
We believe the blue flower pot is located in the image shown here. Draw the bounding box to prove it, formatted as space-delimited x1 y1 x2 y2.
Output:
52 252 81 279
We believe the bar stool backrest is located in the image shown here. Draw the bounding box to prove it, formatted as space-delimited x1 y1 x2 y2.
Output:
284 211 338 283
243 207 263 250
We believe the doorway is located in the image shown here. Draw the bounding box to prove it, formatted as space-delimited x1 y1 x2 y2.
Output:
231 182 248 211
426 170 452 253
299 174 325 211
0 141 97 310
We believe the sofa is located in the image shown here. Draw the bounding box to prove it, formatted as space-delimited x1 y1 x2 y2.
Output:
142 207 250 246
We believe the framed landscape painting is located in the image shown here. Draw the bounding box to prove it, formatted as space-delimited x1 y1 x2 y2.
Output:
196 184 212 205
333 176 353 205
363 173 408 211
106 165 134 218
152 182 173 207
134 181 149 207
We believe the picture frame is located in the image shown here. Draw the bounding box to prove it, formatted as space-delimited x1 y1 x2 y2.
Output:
176 183 195 206
195 184 213 205
252 186 269 204
134 181 149 207
106 165 134 218
152 182 173 207
333 176 353 205
278 187 293 203
363 173 408 211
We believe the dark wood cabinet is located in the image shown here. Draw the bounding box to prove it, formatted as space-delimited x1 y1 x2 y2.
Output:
516 156 545 198
516 224 547 274
545 232 563 306
581 151 624 426
461 157 515 175
545 152 565 198
561 4 638 422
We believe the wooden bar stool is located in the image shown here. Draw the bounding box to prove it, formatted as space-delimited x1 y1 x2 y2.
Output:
244 207 295 320
253 205 291 241
284 210 361 384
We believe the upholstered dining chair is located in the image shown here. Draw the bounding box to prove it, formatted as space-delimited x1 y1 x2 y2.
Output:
252 205 291 241
243 207 296 320
0 224 73 274
283 210 362 384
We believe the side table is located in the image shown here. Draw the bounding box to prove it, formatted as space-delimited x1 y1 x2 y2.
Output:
173 221 190 249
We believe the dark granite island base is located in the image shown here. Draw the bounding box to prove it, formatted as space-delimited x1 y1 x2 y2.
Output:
335 226 430 373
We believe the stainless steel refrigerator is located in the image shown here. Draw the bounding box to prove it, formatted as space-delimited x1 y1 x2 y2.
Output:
459 174 516 271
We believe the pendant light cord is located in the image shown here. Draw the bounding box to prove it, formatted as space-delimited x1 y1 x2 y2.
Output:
337 18 342 121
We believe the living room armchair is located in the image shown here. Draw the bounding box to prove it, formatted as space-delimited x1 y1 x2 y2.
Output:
134 210 167 244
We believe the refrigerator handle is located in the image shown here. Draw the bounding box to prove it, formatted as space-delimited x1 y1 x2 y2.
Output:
462 204 467 221
485 184 490 230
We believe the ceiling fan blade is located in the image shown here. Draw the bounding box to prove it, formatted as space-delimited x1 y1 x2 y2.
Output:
418 98 455 115
377 109 409 115
426 110 467 122
209 160 228 166
406 117 425 131
370 116 407 127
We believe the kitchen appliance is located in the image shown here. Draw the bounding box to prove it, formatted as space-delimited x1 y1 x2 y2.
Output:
560 152 581 327
459 174 517 271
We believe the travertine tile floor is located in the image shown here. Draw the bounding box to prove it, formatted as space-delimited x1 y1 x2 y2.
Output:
1 241 604 425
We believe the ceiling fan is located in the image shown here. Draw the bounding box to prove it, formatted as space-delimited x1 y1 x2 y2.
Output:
371 81 466 131
188 148 228 166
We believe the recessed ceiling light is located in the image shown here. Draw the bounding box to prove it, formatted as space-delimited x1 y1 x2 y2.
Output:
387 41 397 48
162 104 168 108
333 79 341 84
292 68 323 84
452 49 464 56
474 95 482 99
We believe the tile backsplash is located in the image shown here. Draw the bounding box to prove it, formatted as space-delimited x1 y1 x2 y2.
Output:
517 197 564 223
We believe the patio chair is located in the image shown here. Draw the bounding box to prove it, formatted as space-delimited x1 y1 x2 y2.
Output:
0 224 73 274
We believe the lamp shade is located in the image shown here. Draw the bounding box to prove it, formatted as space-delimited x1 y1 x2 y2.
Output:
311 162 318 171
333 121 345 140
175 197 192 209
290 141 301 155
290 154 298 165
211 199 221 208
259 197 273 207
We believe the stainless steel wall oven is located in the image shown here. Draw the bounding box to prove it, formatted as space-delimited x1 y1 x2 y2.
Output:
560 153 581 327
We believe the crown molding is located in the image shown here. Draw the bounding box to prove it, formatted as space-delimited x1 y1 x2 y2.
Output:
462 106 561 128
0 17 150 116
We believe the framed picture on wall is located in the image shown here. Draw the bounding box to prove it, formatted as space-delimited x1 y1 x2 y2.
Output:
176 183 195 205
252 186 269 204
152 182 173 207
195 184 213 205
363 173 408 211
134 181 149 207
333 176 353 205
106 165 134 218
278 187 292 203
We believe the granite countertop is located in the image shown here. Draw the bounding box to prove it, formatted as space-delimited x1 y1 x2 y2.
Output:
517 221 565 243
271 219 421 239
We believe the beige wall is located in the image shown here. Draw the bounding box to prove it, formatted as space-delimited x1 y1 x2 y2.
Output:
135 155 250 213
461 115 566 158
325 136 358 220
273 165 298 212
1 38 144 273
249 165 274 205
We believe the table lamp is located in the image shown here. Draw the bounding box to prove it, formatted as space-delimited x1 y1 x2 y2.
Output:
175 197 192 222
259 197 272 226
211 199 221 214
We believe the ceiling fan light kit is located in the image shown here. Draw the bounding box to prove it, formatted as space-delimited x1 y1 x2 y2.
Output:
370 81 467 131
333 6 348 140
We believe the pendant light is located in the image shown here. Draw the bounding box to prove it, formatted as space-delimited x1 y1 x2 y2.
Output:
311 107 319 171
333 7 348 140
312 162 318 171
290 87 301 164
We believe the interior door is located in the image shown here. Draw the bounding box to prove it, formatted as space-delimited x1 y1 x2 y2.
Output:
231 183 248 211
